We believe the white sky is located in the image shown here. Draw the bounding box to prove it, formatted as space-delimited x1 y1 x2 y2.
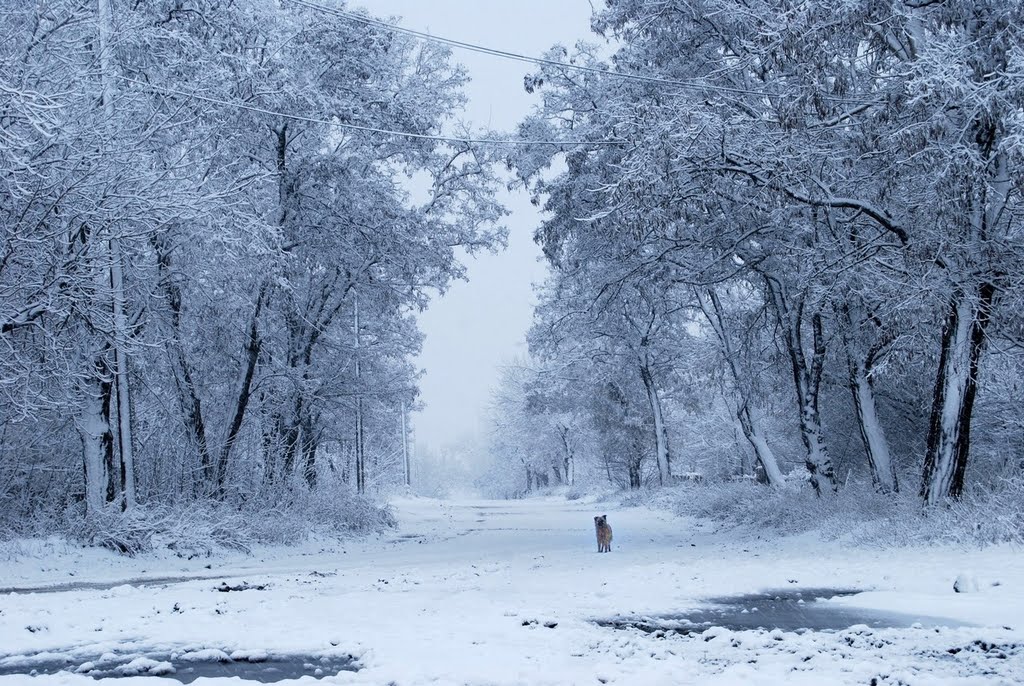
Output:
357 1 598 455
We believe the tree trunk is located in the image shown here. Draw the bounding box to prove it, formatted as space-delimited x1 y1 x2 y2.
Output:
848 357 898 493
557 425 574 486
735 403 786 486
154 235 212 491
921 283 995 504
109 268 134 511
551 459 563 484
100 369 117 504
300 407 318 489
174 347 211 489
98 0 134 511
283 309 320 490
261 411 282 487
639 361 671 484
78 369 115 516
764 279 837 495
217 285 266 497
841 303 898 494
695 287 785 486
797 407 834 495
627 457 642 489
731 418 753 478
113 366 133 510
281 419 299 478
920 125 1008 503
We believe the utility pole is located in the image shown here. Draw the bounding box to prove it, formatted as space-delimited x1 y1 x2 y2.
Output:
401 400 410 487
354 293 365 494
409 421 417 488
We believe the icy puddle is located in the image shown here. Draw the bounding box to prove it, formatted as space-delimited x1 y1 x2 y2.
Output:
596 588 968 635
0 651 359 682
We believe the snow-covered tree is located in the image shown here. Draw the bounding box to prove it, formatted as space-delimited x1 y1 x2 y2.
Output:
0 0 503 537
512 0 1024 504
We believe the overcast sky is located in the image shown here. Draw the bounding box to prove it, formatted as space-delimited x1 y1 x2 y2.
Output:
357 1 599 456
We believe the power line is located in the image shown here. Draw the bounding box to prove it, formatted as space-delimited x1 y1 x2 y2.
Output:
282 0 877 105
117 76 621 147
283 0 747 94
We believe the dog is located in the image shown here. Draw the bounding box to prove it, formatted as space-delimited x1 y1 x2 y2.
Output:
594 514 613 553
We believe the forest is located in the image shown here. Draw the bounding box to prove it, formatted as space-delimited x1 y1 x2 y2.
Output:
482 0 1024 539
2 0 1023 549
0 0 504 548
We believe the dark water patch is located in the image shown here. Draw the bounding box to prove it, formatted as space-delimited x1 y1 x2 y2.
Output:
596 588 968 635
0 574 226 595
474 511 530 517
464 527 567 533
0 649 359 683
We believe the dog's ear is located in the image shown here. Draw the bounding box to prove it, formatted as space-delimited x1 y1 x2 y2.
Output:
594 515 600 522
603 514 607 520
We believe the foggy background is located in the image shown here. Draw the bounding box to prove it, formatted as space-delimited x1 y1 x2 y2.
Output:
359 1 597 459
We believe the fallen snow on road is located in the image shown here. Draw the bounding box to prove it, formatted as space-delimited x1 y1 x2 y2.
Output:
1 497 1022 685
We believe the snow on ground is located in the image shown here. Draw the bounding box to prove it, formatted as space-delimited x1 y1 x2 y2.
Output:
1 497 1022 685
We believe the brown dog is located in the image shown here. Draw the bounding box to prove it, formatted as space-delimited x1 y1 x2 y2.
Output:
594 515 613 553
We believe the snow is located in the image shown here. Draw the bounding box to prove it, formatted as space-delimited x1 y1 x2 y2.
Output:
954 572 982 594
113 657 174 677
1 496 1022 685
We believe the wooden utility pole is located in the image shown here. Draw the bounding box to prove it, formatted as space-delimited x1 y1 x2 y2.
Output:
354 293 365 494
401 400 410 487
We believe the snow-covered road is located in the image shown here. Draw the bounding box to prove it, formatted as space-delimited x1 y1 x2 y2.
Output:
2 496 1023 684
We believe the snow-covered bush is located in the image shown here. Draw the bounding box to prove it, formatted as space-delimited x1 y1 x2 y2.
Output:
69 503 257 556
835 476 1024 547
285 488 397 535
61 491 395 557
656 476 1024 547
943 476 1024 546
72 507 157 556
565 486 585 501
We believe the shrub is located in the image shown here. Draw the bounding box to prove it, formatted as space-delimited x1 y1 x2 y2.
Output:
655 475 1024 547
60 490 396 557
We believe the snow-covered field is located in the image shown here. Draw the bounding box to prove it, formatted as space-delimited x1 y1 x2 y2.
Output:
1 497 1022 685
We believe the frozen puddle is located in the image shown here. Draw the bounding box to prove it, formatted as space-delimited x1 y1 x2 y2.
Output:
0 649 359 682
596 588 968 635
